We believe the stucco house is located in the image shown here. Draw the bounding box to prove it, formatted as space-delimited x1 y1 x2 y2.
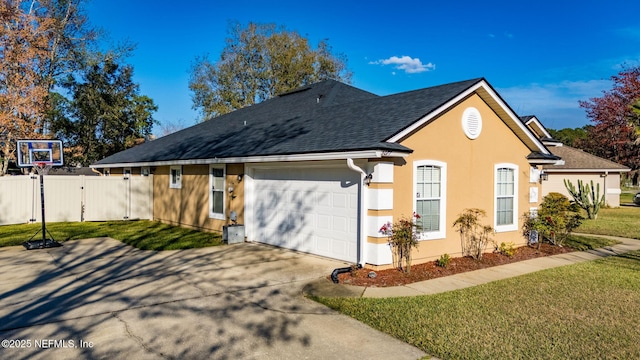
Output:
92 78 562 268
521 115 629 207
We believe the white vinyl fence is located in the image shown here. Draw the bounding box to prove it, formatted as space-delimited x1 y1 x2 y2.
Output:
0 175 153 226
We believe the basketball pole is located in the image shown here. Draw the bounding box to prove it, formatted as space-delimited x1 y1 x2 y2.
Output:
24 164 61 250
17 139 64 250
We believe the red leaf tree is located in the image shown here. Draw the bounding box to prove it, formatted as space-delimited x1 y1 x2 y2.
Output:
578 66 640 170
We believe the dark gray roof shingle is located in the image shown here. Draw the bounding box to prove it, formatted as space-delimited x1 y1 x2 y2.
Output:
94 78 485 166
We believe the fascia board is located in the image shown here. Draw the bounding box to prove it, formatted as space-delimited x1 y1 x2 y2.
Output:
90 150 410 168
544 168 631 173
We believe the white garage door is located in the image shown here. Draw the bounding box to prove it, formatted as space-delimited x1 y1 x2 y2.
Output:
252 166 359 262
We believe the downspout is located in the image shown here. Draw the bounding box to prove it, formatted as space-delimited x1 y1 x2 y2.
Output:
346 158 368 267
329 158 369 283
602 171 608 206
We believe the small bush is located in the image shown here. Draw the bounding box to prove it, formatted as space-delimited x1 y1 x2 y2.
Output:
436 253 451 268
379 213 421 273
498 242 515 257
523 192 583 248
453 208 494 260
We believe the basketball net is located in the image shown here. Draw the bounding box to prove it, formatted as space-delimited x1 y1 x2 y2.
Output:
32 162 53 176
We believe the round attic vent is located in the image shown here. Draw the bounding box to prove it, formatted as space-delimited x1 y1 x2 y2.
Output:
462 107 482 139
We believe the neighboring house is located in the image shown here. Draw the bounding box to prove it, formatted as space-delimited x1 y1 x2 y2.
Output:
48 167 101 176
521 116 630 207
92 78 561 269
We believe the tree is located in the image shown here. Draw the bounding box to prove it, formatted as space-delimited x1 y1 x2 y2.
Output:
53 56 157 166
547 127 589 147
0 0 54 175
189 22 352 120
578 65 640 169
0 0 100 175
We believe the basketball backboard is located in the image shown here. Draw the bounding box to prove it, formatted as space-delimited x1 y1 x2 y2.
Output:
17 140 64 167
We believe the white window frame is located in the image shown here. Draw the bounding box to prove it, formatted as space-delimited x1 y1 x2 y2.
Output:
413 160 447 240
494 163 518 232
170 165 182 189
209 164 226 220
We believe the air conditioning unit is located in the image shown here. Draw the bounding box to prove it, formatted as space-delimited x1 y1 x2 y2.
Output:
223 225 245 244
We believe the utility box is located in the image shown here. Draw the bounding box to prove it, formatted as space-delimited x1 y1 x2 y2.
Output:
223 225 245 244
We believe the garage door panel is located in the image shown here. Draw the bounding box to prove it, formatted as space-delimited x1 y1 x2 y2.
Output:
253 167 359 262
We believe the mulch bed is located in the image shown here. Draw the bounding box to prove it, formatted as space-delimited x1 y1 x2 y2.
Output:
336 243 575 287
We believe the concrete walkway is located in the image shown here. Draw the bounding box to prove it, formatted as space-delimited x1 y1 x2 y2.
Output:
304 235 640 299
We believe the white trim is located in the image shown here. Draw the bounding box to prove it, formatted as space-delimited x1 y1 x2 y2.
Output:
413 160 447 240
370 162 394 183
544 168 630 173
368 215 392 238
523 116 553 139
386 80 550 156
209 164 226 220
91 150 409 169
169 166 182 189
494 163 518 232
369 188 393 210
529 167 540 183
366 242 393 266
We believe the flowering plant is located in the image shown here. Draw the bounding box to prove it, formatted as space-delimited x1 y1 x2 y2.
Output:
379 212 421 273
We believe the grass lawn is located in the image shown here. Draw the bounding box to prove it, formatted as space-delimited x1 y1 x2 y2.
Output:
0 220 223 250
314 206 640 359
317 250 640 359
620 191 635 204
575 206 640 239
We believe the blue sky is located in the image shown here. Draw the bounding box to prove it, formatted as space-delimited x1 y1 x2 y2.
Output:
86 0 640 133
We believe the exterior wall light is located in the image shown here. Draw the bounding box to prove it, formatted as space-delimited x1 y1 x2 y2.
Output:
539 171 548 182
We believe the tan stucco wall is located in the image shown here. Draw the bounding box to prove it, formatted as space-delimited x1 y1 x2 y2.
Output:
153 164 245 232
383 94 539 265
542 172 621 207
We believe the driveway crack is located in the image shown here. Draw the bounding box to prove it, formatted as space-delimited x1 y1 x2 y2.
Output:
112 312 171 360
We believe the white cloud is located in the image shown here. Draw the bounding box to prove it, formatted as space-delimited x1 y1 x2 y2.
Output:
369 55 435 74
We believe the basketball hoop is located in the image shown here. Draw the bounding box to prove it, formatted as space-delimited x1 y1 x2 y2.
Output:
17 139 64 249
32 162 53 176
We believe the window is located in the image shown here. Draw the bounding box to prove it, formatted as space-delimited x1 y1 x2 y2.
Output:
414 160 446 239
495 164 518 232
123 168 131 179
141 167 150 176
209 165 225 219
170 166 182 189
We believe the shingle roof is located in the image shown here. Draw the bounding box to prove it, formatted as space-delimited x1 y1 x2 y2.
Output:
544 145 629 171
92 78 501 166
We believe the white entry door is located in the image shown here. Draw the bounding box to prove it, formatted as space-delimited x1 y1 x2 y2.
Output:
251 166 359 262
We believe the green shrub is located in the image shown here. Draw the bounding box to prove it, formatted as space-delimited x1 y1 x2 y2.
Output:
498 242 515 257
379 213 421 273
453 208 494 260
523 192 583 247
436 253 451 268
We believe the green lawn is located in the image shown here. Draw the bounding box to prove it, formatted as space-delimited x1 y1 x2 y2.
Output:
314 206 640 359
575 206 640 239
317 251 640 359
620 191 635 205
0 220 223 250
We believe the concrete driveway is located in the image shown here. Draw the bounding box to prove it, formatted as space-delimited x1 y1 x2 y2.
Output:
0 238 426 359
